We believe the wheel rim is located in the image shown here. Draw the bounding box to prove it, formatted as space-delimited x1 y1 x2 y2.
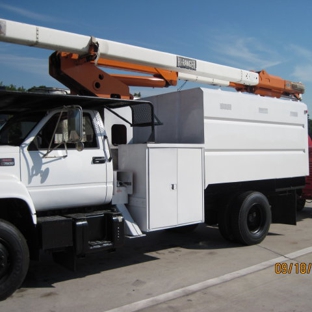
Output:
247 204 263 233
0 240 10 280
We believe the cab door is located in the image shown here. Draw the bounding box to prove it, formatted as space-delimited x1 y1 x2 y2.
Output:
20 110 111 211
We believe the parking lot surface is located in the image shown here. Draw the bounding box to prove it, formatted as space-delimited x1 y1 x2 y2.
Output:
1 205 312 312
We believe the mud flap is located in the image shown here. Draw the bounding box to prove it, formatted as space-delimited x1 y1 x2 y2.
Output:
270 191 297 225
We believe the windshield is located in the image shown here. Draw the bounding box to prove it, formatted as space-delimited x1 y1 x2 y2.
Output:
0 112 45 146
0 114 10 129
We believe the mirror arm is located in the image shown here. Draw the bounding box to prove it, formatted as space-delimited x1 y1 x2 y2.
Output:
42 108 67 158
42 141 68 158
41 105 82 158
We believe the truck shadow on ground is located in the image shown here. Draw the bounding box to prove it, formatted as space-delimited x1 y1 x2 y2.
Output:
22 207 312 292
21 224 240 291
296 206 312 222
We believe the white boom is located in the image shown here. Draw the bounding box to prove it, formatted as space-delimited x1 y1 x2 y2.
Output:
0 18 259 87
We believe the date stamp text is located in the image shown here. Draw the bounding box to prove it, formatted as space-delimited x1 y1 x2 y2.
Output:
275 262 312 274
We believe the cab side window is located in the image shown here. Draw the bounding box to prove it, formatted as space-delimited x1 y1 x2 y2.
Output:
31 112 97 150
112 124 127 145
82 114 97 148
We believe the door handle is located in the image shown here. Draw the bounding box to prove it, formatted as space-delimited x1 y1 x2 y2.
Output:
92 157 106 164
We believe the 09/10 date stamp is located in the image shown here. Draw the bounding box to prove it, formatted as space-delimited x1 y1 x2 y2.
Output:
275 262 312 274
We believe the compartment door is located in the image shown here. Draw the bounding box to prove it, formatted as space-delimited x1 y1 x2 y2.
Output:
177 148 204 224
148 148 178 229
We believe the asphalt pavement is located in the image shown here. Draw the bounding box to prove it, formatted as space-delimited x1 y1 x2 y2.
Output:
1 203 312 312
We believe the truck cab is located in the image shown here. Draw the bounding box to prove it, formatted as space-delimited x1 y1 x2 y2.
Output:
1 107 113 210
0 90 157 300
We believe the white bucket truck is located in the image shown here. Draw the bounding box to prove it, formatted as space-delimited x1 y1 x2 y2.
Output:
0 19 308 300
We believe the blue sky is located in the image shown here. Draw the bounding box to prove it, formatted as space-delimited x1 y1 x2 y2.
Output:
0 0 312 110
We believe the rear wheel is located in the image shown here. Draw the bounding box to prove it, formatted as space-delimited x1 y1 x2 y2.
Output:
231 192 271 245
0 219 29 301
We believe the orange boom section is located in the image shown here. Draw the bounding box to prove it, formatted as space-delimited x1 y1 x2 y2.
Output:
230 70 305 100
49 51 178 99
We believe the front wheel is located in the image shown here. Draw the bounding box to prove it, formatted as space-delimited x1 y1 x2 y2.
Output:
0 219 29 301
231 192 271 245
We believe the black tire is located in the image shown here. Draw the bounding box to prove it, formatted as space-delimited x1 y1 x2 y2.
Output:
231 192 271 245
0 219 29 301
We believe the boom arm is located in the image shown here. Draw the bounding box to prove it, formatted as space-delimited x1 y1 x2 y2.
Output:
230 70 304 100
48 50 179 99
0 18 305 100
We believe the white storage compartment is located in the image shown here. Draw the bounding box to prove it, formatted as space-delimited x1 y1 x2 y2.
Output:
142 88 309 187
118 144 204 231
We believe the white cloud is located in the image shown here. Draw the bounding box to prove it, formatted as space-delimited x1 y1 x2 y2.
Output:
288 44 312 60
285 44 312 83
292 65 312 83
0 4 57 22
205 34 283 70
0 53 48 76
0 52 63 88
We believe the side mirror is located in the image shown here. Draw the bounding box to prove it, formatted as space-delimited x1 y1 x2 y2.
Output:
67 107 82 143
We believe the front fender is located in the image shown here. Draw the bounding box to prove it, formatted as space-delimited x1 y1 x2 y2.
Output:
0 174 36 224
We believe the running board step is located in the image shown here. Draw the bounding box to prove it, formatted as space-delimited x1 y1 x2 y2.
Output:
89 240 113 250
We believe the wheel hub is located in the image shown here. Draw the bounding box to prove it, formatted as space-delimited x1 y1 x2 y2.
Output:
247 206 262 233
0 242 9 279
